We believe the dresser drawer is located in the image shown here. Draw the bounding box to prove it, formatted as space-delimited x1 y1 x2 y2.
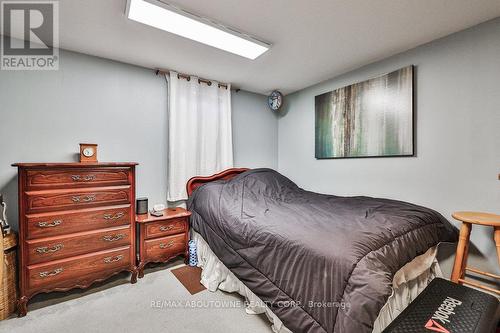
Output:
27 226 131 265
26 168 130 189
26 205 131 239
26 186 131 213
145 234 186 262
145 218 187 239
27 246 131 293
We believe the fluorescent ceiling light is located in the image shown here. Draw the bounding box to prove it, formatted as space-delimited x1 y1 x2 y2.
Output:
126 0 270 60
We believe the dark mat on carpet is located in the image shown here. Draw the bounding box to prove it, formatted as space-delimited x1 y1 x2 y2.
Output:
171 266 206 295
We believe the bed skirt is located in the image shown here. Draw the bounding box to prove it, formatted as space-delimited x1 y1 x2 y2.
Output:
192 231 442 333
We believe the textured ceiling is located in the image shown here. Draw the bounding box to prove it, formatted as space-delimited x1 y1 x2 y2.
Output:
6 0 500 94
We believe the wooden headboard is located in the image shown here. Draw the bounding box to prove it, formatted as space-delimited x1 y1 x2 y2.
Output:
186 168 250 197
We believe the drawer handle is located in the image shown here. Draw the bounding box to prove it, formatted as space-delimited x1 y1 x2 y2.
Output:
103 212 125 221
103 255 124 263
36 244 64 254
39 268 63 278
159 241 175 249
159 225 174 232
71 174 96 182
102 234 125 242
37 220 62 228
72 195 96 203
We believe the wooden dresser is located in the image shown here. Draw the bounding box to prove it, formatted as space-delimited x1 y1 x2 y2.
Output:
12 163 138 316
136 208 190 278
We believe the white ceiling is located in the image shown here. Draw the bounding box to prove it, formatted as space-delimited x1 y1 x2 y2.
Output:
12 1 500 94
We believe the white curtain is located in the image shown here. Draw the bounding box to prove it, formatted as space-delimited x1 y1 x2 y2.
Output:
167 72 233 201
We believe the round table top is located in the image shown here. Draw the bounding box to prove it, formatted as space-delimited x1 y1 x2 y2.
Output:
452 211 500 227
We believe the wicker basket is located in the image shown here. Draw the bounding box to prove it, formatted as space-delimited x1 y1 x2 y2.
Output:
0 232 17 320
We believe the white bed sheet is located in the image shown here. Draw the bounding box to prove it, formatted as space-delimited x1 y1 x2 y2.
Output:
192 231 442 333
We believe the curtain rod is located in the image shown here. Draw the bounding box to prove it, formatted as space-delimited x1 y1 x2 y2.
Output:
155 68 239 91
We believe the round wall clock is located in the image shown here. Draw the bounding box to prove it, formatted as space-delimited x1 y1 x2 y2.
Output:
268 90 283 111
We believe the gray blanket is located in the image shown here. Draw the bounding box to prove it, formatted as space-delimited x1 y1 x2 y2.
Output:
187 169 457 333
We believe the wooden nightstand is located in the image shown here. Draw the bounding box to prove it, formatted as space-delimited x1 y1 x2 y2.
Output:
136 208 191 278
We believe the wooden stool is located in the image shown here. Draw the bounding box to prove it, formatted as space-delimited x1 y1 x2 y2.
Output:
450 211 500 295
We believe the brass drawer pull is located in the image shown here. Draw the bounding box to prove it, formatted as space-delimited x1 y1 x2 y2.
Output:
159 225 174 232
37 220 62 228
71 175 96 182
39 268 63 278
36 244 64 254
159 241 175 249
102 234 125 242
72 195 96 203
103 212 125 221
103 255 124 263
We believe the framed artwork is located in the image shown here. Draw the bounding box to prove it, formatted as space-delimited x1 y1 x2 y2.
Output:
315 66 414 159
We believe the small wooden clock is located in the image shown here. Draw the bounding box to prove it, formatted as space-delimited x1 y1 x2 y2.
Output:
79 143 98 163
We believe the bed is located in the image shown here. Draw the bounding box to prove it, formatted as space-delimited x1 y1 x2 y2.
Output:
186 168 457 333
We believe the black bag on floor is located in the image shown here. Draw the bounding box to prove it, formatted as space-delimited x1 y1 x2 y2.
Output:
382 277 499 333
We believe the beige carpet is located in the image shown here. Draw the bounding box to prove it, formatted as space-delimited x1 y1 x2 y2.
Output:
0 259 273 333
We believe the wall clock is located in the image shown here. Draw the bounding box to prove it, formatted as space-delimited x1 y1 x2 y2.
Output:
268 90 283 111
79 143 98 163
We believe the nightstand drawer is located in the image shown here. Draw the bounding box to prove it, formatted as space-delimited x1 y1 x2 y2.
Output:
145 234 186 262
136 207 190 278
26 168 130 189
145 218 187 239
26 226 131 265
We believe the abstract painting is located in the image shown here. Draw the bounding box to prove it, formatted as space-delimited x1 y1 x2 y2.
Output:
315 66 414 158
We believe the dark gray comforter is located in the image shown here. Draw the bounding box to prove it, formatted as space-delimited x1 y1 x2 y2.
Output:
187 169 457 333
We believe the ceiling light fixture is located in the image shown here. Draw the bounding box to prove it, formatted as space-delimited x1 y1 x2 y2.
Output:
126 0 270 60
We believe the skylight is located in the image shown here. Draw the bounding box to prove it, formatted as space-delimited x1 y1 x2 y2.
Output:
126 0 270 60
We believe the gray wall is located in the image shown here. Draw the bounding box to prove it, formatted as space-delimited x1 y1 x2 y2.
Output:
0 49 278 231
278 18 500 274
233 90 278 169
